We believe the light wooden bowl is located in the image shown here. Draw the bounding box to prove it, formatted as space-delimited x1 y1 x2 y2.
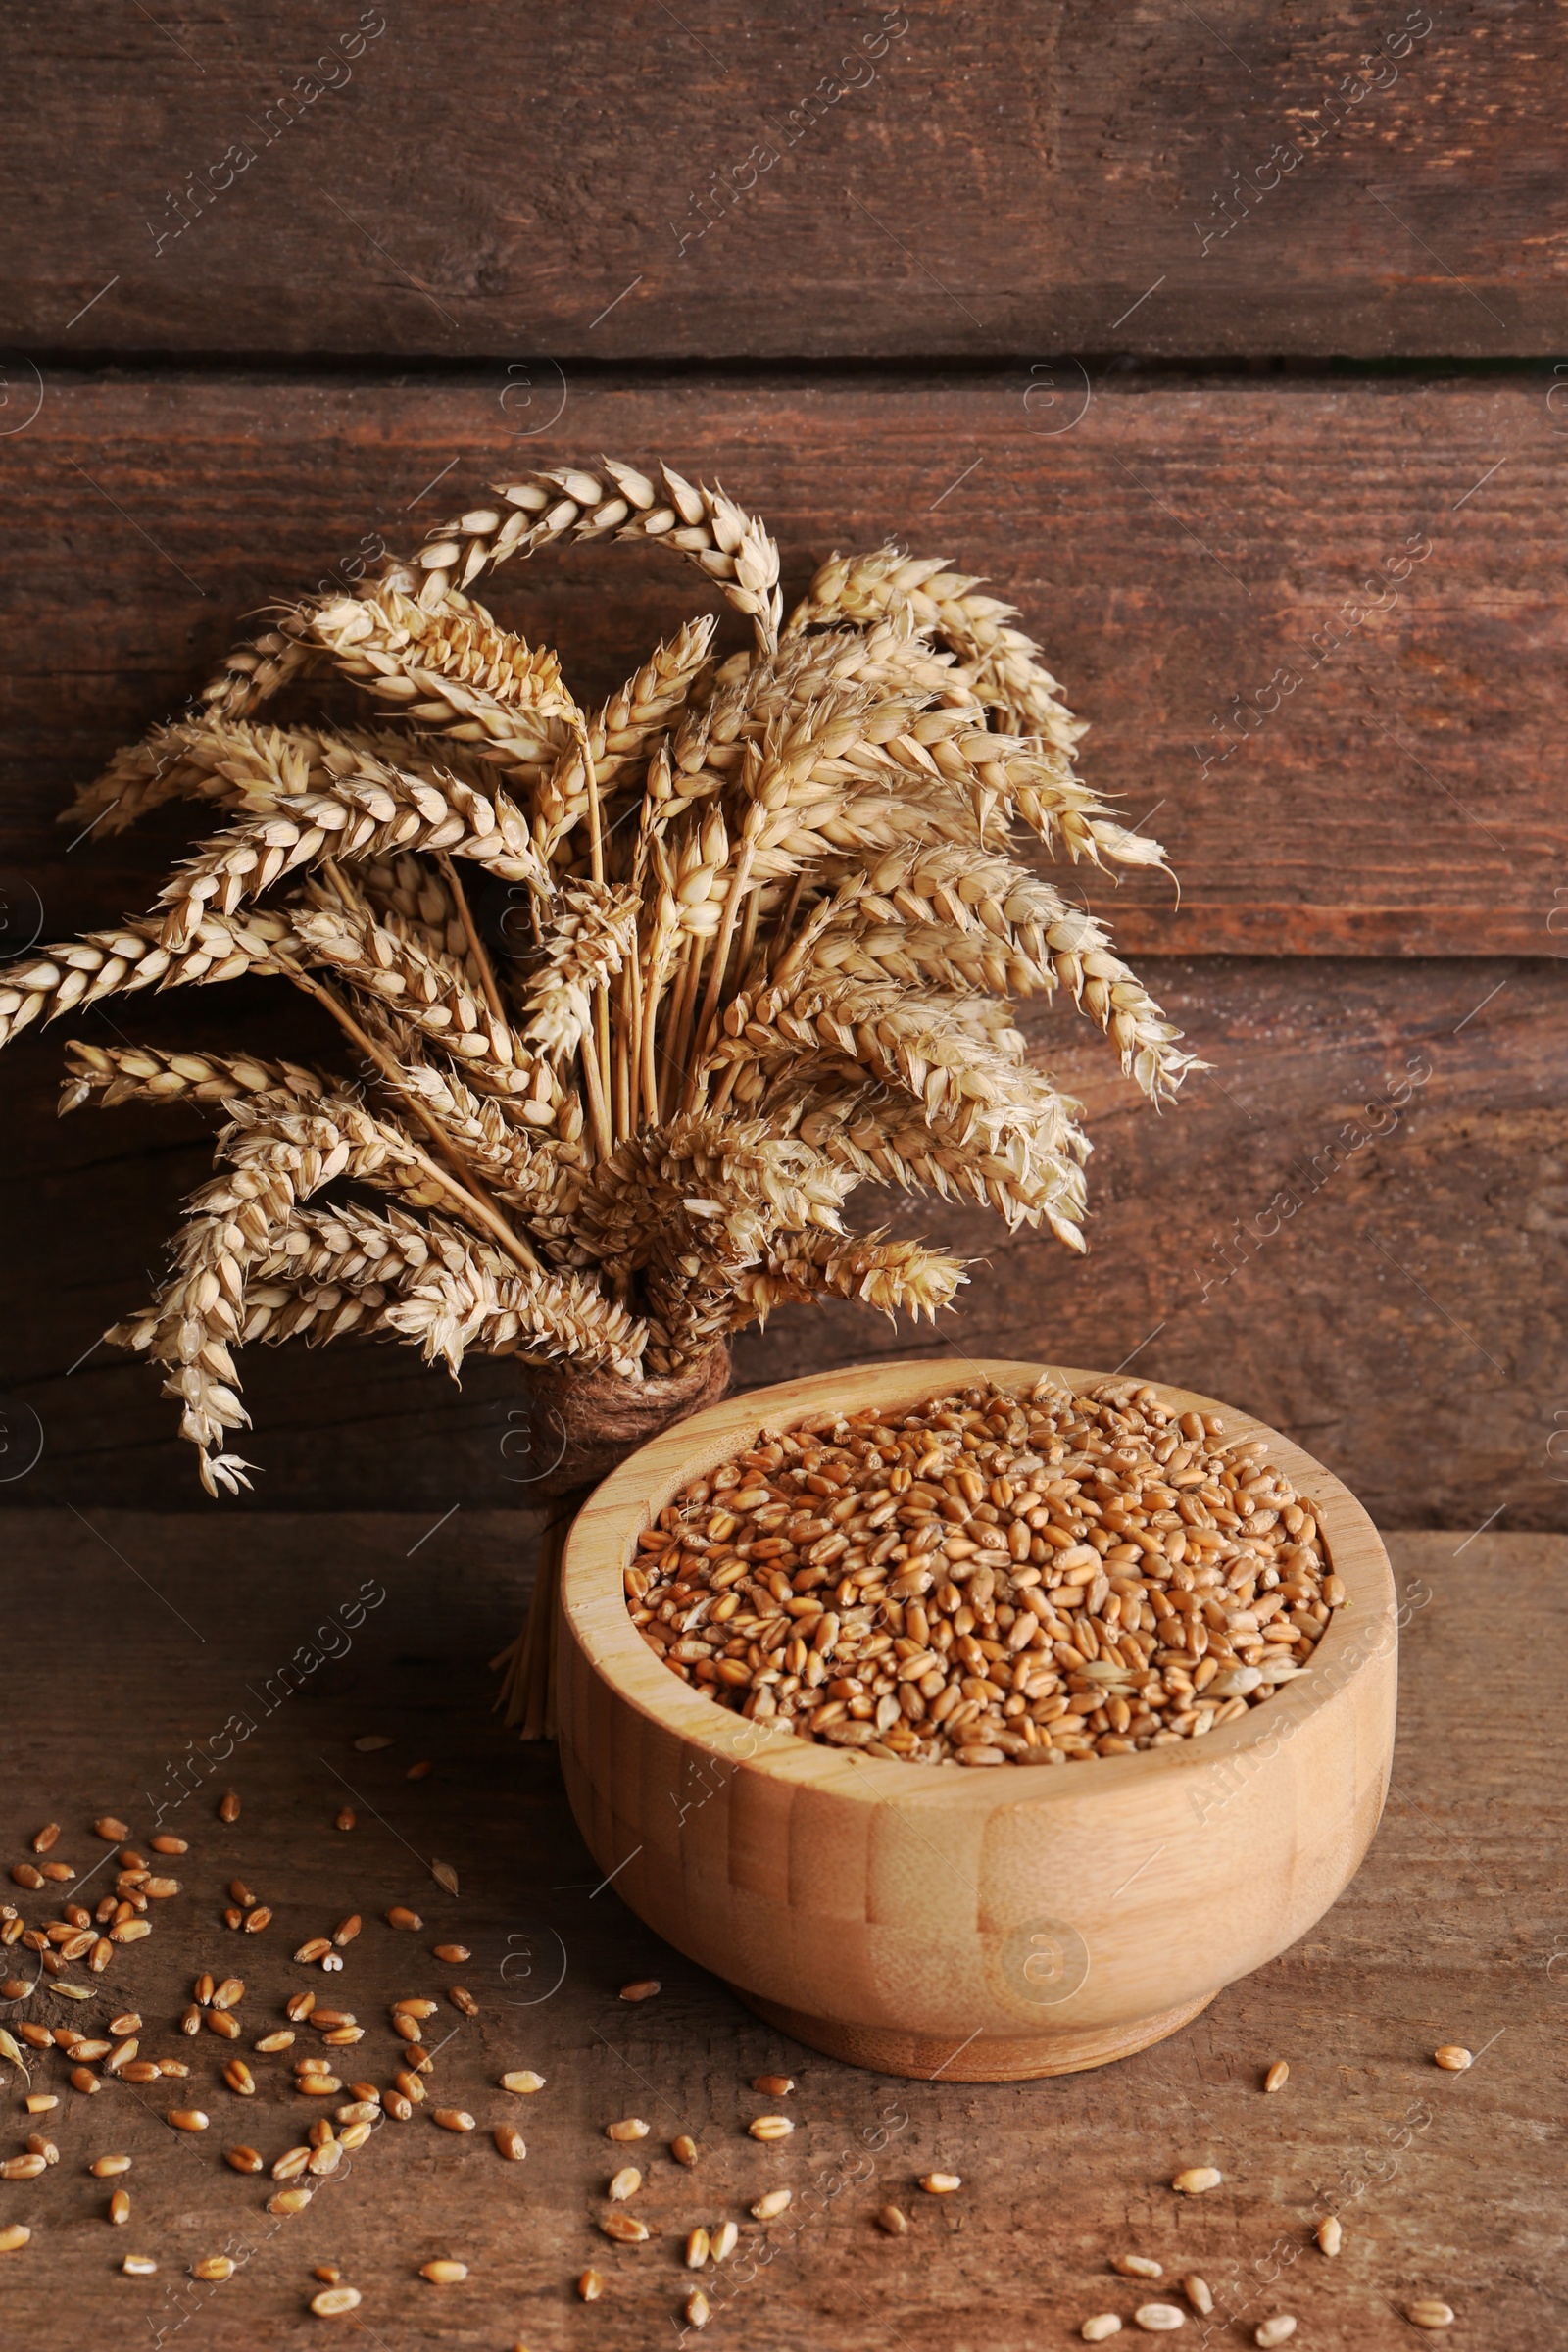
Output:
557 1359 1397 2081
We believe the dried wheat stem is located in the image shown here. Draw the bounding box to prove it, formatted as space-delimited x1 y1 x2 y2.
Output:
578 1024 613 1166
667 934 708 1116
435 852 506 1023
730 883 764 995
689 834 759 1097
613 949 636 1146
706 1058 743 1120
387 1058 571 1223
272 949 540 1273
771 868 810 960
574 720 605 887
593 988 613 1141
319 858 361 914
496 1504 578 1738
639 912 675 1129
653 932 689 1124
287 893 532 1105
577 726 618 1134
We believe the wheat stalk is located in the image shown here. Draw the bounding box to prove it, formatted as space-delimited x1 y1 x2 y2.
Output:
12 460 1201 1488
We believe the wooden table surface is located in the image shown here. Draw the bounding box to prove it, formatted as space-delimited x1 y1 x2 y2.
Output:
1 1516 1560 2350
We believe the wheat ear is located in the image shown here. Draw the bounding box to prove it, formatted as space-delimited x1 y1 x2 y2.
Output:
416 460 783 651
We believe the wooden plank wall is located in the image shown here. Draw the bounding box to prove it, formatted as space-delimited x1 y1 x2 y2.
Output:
0 5 1562 1527
4 4 1559 356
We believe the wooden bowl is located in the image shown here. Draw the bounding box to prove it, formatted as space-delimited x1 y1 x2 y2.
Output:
557 1358 1397 2081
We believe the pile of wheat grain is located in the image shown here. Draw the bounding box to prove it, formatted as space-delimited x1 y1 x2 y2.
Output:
628 1376 1343 1764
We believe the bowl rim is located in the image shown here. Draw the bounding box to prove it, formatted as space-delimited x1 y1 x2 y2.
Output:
559 1356 1397 1811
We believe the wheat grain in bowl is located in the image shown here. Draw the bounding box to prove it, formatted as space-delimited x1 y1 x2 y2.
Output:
625 1373 1342 1764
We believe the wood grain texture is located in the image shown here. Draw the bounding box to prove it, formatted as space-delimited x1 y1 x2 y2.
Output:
1 956 1562 1524
0 1512 1556 2347
1 369 1562 958
558 1361 1398 2078
1 4 1560 358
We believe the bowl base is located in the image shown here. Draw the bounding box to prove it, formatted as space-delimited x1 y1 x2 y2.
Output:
732 1989 1216 2081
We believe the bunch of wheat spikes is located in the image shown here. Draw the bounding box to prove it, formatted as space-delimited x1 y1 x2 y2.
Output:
1 458 1199 1497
